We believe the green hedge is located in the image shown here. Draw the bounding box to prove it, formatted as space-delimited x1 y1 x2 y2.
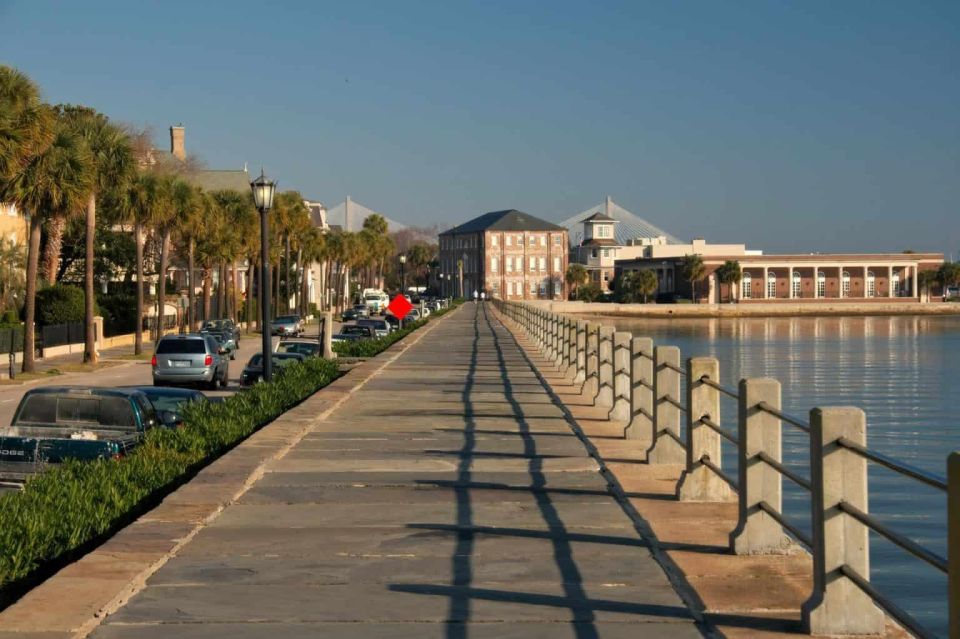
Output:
34 284 89 326
0 357 339 587
333 302 461 358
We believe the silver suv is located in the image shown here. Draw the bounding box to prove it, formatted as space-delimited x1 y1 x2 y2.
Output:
152 334 229 389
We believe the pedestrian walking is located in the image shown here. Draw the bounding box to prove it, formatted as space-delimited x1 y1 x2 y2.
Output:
480 291 486 302
473 290 479 303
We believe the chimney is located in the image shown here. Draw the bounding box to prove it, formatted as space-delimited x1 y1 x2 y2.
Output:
170 125 185 161
605 195 612 216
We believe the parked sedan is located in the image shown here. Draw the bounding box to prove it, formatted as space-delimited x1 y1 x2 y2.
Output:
152 334 229 390
203 330 237 360
332 324 375 343
202 319 241 346
240 352 307 386
356 318 390 338
275 340 321 358
132 386 208 428
271 315 303 337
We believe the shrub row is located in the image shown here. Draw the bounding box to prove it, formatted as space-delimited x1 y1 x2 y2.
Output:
0 356 339 588
332 301 461 358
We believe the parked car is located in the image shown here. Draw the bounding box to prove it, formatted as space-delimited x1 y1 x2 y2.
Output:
203 330 237 360
0 387 160 482
271 315 303 337
333 324 376 343
202 319 241 345
152 334 229 390
275 340 321 358
356 318 390 338
240 352 306 386
341 307 360 322
132 386 208 428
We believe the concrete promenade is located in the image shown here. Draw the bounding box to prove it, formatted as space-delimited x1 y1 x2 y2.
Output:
87 303 701 638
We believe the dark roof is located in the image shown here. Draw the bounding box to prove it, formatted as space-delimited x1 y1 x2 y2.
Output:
583 212 616 222
441 209 565 235
580 238 619 247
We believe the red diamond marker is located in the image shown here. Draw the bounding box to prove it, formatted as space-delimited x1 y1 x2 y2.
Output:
387 294 413 321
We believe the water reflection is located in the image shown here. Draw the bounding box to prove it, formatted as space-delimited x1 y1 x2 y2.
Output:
583 313 960 636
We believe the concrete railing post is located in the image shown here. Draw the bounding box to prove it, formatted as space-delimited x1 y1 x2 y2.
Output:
597 326 615 408
550 314 560 365
730 378 792 554
647 346 685 464
566 318 577 377
573 320 587 384
802 407 884 636
677 358 733 501
625 337 654 441
949 452 959 639
583 323 600 398
609 331 632 421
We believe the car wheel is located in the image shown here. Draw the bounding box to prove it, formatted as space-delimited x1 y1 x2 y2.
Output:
230 353 236 360
207 375 219 391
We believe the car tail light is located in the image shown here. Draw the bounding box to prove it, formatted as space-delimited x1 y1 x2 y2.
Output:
112 452 124 461
204 354 213 366
150 355 157 367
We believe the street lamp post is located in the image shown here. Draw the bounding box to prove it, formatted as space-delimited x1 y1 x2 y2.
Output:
399 254 407 295
251 170 277 382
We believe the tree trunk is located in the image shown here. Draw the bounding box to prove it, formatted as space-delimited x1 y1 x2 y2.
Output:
232 261 240 323
284 234 291 311
295 247 303 316
43 213 66 284
134 221 144 355
22 215 42 373
155 229 170 345
187 238 196 331
202 267 211 322
84 193 97 364
246 259 255 331
274 262 281 316
216 262 226 319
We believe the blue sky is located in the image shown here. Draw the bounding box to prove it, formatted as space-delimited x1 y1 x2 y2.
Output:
2 0 957 254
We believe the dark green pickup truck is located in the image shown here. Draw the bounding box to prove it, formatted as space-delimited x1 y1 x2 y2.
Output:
0 387 160 483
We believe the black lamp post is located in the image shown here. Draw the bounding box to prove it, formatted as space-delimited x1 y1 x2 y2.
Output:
399 254 407 295
251 170 277 382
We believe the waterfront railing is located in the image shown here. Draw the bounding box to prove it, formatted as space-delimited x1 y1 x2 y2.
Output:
493 300 958 639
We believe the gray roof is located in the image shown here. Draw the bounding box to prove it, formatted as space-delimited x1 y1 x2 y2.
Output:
560 197 680 246
325 197 405 232
187 169 251 194
584 211 616 222
442 209 564 235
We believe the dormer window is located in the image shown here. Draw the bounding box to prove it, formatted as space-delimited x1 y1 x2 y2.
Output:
597 224 611 239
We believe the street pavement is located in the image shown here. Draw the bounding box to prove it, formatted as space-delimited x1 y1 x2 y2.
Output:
91 303 700 638
0 322 336 426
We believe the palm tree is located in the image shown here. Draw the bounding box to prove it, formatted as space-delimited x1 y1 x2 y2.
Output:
117 172 160 354
58 106 134 364
716 260 742 303
0 66 54 185
0 238 25 314
176 184 207 329
1 124 92 372
636 269 659 303
680 254 706 303
938 262 960 299
565 263 588 300
917 269 938 303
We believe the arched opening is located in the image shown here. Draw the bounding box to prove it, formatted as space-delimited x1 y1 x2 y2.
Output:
891 272 900 296
817 270 826 298
741 272 752 299
867 270 876 297
842 271 851 298
767 271 777 299
792 271 801 298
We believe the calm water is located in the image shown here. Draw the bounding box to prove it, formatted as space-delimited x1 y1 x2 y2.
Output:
588 314 959 636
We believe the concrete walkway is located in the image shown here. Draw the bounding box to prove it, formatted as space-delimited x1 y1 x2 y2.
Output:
92 304 700 638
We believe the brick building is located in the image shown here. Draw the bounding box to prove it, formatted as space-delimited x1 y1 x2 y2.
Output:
438 210 568 300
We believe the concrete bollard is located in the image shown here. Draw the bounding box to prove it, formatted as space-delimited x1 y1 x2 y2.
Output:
583 323 600 399
567 318 578 377
677 358 734 502
949 452 959 639
730 378 792 555
609 331 632 421
322 312 335 359
573 320 587 384
625 337 654 441
647 346 686 464
802 407 884 636
596 326 615 408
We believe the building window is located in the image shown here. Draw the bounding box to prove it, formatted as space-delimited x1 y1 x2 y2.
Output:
553 256 561 272
491 257 498 273
792 271 801 298
867 271 876 297
555 277 563 297
841 271 851 297
491 234 498 247
554 235 562 246
539 257 546 271
742 273 752 299
506 235 512 247
506 257 513 273
529 236 536 247
492 281 500 296
602 248 609 258
540 235 546 246
597 225 610 238
817 271 826 297
591 249 598 258
530 281 537 295
529 257 536 272
539 280 546 296
507 281 513 296
892 273 900 296
767 271 777 298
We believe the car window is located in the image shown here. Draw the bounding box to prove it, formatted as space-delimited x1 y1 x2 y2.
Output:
99 397 138 429
15 394 57 424
248 354 263 367
57 397 100 423
156 339 206 354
